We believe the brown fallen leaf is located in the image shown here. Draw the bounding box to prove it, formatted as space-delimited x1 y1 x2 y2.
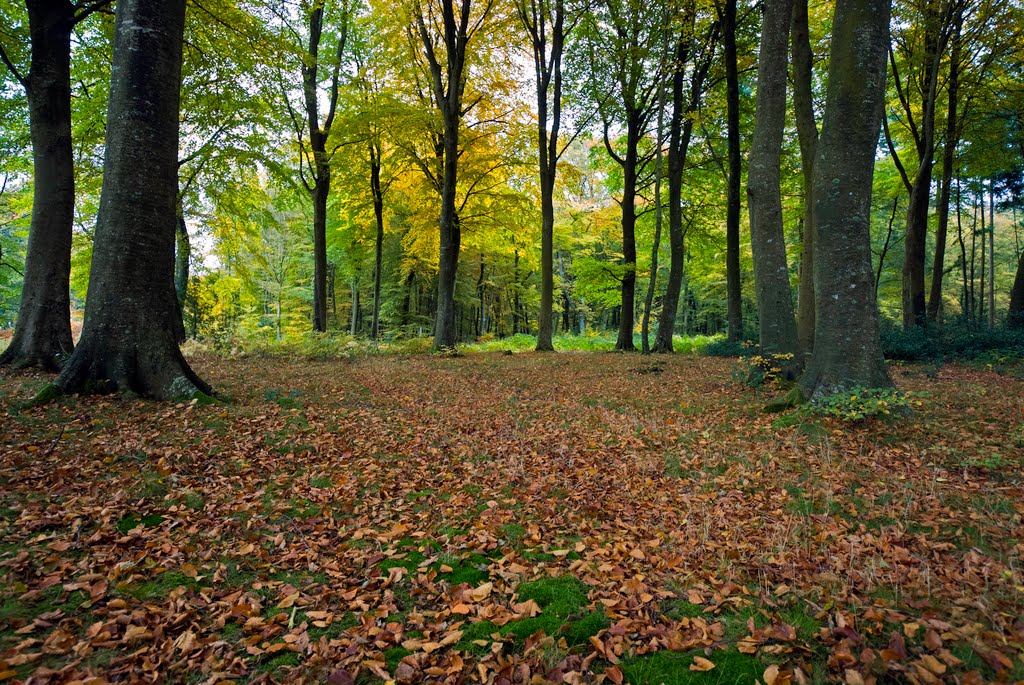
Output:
690 657 715 672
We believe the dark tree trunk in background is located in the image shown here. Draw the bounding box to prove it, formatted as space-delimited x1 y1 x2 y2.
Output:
609 119 642 352
0 1 79 371
791 0 818 356
417 0 492 350
642 54 666 355
654 9 716 353
517 0 567 352
1009 252 1024 328
747 0 800 368
311 175 330 331
800 0 892 400
300 2 348 333
722 0 743 342
927 9 961 323
988 184 995 328
53 0 209 400
892 1 954 329
370 142 385 339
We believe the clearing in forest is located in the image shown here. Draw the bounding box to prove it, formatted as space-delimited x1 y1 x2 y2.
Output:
1 353 1022 684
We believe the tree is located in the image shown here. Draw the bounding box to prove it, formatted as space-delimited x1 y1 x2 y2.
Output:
653 1 718 353
291 0 351 332
579 0 664 352
791 0 818 353
52 0 211 400
799 0 892 400
413 0 497 349
0 0 112 370
1010 251 1024 328
747 0 800 366
926 6 962 323
721 0 742 342
886 0 960 329
517 0 577 352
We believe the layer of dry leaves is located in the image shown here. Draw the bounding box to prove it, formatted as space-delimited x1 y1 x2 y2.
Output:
1 353 1022 684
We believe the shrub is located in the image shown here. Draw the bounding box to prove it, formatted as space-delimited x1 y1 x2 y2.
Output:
705 338 754 357
731 351 794 389
810 386 922 421
879 319 1024 363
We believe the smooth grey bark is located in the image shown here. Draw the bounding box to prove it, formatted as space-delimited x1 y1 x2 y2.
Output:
927 8 961 323
799 0 892 400
747 0 800 368
1010 251 1024 328
0 1 111 370
53 0 209 400
722 0 743 342
791 0 818 356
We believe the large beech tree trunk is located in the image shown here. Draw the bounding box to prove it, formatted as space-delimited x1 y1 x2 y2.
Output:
799 0 892 400
53 0 210 400
747 0 800 368
0 1 77 371
791 0 818 356
1009 252 1024 329
723 0 743 342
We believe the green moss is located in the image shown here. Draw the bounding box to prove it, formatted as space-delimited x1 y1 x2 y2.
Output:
120 570 196 601
662 600 707 621
457 575 607 655
620 650 764 685
116 512 166 534
763 386 808 413
383 646 412 671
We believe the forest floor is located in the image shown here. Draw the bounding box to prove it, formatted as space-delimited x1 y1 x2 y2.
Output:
0 352 1022 685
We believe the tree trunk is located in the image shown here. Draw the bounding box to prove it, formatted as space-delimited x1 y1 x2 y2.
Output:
979 190 986 325
350 283 359 336
989 182 995 328
642 57 666 355
311 176 329 331
434 117 461 349
615 121 640 352
654 7 711 354
927 8 960 323
53 0 209 400
791 0 818 356
1009 252 1024 329
723 0 743 342
898 2 950 329
0 1 76 371
173 206 190 344
521 0 565 353
800 0 892 400
747 0 800 369
370 143 384 339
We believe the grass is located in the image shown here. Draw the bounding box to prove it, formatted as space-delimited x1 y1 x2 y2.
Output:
620 650 765 685
457 575 607 654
